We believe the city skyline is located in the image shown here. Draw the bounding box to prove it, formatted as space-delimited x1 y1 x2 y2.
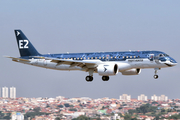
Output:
0 94 180 120
1 0 180 99
0 86 177 100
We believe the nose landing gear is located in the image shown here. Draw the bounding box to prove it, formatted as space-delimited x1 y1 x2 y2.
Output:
154 75 158 79
154 68 160 79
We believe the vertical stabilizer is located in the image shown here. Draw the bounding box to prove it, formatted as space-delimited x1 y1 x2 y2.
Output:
14 30 41 57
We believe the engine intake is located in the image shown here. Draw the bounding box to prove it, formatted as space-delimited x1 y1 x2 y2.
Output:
97 64 118 76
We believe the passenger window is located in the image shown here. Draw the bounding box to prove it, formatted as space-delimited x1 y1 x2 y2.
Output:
126 56 128 58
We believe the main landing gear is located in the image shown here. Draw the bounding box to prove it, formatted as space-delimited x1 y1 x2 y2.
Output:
85 69 94 82
86 76 93 82
154 68 160 79
85 76 110 82
102 76 109 81
85 69 110 82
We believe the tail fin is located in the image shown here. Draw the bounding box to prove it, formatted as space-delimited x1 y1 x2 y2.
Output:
14 30 41 57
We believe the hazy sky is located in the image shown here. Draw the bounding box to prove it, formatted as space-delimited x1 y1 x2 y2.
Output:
0 0 180 99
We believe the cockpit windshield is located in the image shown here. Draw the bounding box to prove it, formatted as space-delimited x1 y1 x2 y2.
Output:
158 54 169 57
163 54 169 57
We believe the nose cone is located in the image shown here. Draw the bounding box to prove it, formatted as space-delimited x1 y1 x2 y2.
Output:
165 57 177 67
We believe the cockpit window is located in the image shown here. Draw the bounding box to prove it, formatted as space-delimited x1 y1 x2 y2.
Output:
163 54 169 57
159 54 164 57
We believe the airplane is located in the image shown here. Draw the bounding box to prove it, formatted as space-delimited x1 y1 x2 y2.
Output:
5 30 177 82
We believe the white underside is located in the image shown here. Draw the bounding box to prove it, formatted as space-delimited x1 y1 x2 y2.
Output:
18 58 168 73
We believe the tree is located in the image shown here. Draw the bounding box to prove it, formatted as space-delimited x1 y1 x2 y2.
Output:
69 108 77 111
64 103 70 107
128 109 136 115
124 114 132 120
167 109 172 112
72 115 90 120
55 117 60 120
168 114 180 119
118 107 123 110
140 105 148 114
33 107 41 112
161 108 165 113
58 105 64 108
151 101 158 104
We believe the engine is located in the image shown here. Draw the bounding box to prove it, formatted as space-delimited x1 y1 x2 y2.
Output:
121 68 141 75
97 64 118 76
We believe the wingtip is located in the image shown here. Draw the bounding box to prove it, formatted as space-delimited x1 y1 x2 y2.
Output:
3 55 10 58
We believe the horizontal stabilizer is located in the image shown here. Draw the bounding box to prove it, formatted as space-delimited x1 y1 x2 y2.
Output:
4 56 30 62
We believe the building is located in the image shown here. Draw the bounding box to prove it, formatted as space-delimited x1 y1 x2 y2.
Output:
138 94 148 101
151 94 158 101
119 94 131 102
2 87 8 98
11 112 24 120
10 87 16 99
151 94 168 101
159 95 168 101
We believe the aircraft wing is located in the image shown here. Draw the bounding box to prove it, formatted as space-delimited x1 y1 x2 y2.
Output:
4 56 30 62
34 56 102 70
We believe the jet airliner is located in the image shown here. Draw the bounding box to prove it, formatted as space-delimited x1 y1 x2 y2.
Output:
5 30 177 82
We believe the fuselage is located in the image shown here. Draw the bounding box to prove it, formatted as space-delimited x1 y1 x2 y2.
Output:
20 50 177 72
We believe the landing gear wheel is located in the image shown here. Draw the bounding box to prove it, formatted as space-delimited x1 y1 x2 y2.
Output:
154 75 158 79
102 76 109 81
86 76 93 82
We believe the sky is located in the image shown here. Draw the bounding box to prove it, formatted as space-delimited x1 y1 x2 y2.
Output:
0 0 180 99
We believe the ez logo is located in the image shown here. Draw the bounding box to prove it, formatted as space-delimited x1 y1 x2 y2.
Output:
19 40 29 49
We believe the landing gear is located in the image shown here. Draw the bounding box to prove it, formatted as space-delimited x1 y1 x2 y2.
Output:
86 69 94 82
86 76 93 82
102 76 109 81
154 75 158 79
154 68 160 79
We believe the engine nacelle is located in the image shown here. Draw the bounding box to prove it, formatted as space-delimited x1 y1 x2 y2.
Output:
97 64 118 76
121 68 141 75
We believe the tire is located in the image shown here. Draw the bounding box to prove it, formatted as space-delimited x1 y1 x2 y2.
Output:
86 76 93 82
154 75 158 79
102 76 109 81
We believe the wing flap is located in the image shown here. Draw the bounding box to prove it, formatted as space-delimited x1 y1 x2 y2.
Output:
34 56 101 68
